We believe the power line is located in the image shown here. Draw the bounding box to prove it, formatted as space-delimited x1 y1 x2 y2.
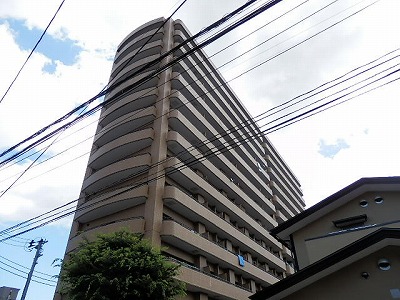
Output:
0 240 25 247
0 0 66 104
0 0 303 176
1 65 398 242
0 13 390 209
0 0 390 239
0 0 264 165
0 0 374 172
267 76 400 134
0 0 261 162
0 254 54 277
225 0 381 82
0 135 60 199
219 0 369 73
0 265 56 287
0 8 396 226
0 0 189 199
0 0 382 177
0 260 56 284
0 0 324 173
0 0 299 172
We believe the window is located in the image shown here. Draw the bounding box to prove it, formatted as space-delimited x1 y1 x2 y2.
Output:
332 214 367 229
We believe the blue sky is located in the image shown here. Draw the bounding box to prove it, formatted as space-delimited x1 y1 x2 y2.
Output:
0 11 93 299
0 223 69 299
1 18 81 73
318 138 350 159
0 1 399 299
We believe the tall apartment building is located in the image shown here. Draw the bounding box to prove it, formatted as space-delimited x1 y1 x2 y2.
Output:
56 18 304 300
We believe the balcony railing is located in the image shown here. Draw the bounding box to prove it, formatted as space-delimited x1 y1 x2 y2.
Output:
166 256 252 292
162 217 285 280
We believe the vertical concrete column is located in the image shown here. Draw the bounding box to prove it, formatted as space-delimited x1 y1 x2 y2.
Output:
195 255 207 269
250 280 257 292
144 19 174 247
196 293 208 300
245 252 252 264
225 240 233 252
228 269 236 284
195 222 206 234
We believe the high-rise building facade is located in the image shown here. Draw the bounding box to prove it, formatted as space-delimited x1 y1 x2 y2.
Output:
56 18 304 300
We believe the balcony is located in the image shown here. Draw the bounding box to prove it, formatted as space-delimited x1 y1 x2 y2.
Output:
264 150 304 208
272 196 295 220
274 209 288 224
94 106 156 147
100 87 157 127
106 70 159 100
82 153 151 194
170 74 269 184
161 220 282 284
168 257 253 300
270 181 300 216
88 128 154 170
74 185 148 223
165 156 276 228
169 89 271 194
115 20 164 63
167 130 273 211
268 166 303 209
163 187 284 269
66 217 145 254
172 45 267 164
112 40 162 79
110 53 161 89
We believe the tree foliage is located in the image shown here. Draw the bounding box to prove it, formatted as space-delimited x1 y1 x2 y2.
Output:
60 230 186 300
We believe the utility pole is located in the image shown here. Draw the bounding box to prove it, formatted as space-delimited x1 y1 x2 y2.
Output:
20 238 47 300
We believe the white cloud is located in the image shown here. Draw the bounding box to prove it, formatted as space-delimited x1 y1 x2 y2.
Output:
0 19 102 224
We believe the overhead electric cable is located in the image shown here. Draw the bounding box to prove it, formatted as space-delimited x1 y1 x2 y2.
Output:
0 260 57 284
264 74 400 134
0 0 318 171
1 0 301 174
0 0 66 104
2 0 380 171
0 0 189 173
1 3 395 197
0 240 25 247
0 198 78 237
0 254 54 277
1 72 396 241
0 0 392 239
225 0 380 81
0 0 379 172
1 65 398 242
0 5 390 223
0 0 289 168
217 0 344 71
0 135 60 199
0 0 189 197
0 0 261 160
14 152 89 187
0 265 55 287
267 76 400 134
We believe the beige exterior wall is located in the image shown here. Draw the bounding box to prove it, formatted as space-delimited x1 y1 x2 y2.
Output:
292 191 400 269
56 17 304 300
283 246 400 300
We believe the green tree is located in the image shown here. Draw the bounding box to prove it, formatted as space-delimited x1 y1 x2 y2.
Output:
60 230 186 300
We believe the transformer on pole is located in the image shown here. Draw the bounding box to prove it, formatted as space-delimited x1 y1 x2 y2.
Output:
20 238 47 300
